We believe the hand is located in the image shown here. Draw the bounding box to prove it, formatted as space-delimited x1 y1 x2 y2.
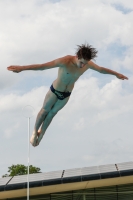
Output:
116 73 128 80
7 65 22 73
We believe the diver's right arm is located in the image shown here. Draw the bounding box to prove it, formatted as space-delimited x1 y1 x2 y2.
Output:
7 56 67 73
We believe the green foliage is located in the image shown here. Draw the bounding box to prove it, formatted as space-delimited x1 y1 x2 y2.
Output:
2 164 41 177
2 174 9 178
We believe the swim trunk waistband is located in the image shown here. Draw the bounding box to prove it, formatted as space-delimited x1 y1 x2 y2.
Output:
50 84 71 100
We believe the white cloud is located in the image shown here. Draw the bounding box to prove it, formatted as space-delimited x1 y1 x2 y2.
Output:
0 86 48 113
121 47 133 71
4 123 19 139
73 117 85 131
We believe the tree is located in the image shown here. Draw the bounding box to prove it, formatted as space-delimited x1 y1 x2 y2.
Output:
2 164 41 177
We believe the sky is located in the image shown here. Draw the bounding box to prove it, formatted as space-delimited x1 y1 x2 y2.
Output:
0 0 133 177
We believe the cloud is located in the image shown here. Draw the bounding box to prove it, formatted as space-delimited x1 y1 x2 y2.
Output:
121 47 133 71
73 117 85 131
0 86 48 113
82 138 133 165
4 123 20 139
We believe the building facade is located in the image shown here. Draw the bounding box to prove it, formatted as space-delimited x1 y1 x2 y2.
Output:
0 161 133 200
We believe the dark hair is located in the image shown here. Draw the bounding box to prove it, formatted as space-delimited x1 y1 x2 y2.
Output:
76 43 98 60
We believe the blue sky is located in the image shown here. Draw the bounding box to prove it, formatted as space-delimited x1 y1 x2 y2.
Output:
0 0 133 177
113 3 133 14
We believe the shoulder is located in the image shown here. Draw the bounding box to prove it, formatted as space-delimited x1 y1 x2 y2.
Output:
56 55 73 65
62 55 73 62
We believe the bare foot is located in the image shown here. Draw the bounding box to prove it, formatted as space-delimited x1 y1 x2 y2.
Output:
30 131 38 147
36 130 45 146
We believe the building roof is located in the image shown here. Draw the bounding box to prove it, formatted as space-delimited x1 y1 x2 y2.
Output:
0 161 133 199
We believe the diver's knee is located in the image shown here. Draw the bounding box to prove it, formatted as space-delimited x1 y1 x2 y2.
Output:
49 109 58 116
40 107 49 116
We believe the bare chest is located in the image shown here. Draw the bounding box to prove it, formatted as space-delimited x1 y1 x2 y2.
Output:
57 65 86 84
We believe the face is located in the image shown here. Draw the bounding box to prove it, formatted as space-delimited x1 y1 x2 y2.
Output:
77 58 88 69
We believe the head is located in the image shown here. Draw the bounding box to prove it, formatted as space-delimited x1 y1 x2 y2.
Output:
75 43 98 68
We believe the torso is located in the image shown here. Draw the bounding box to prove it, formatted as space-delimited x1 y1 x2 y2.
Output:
53 56 89 92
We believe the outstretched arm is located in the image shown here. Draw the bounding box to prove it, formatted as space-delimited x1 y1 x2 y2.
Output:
88 61 128 80
7 56 66 73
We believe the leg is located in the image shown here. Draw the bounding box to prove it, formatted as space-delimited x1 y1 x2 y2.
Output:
36 97 70 146
30 89 57 146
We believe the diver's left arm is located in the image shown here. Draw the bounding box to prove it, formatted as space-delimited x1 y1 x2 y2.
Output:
88 61 128 80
